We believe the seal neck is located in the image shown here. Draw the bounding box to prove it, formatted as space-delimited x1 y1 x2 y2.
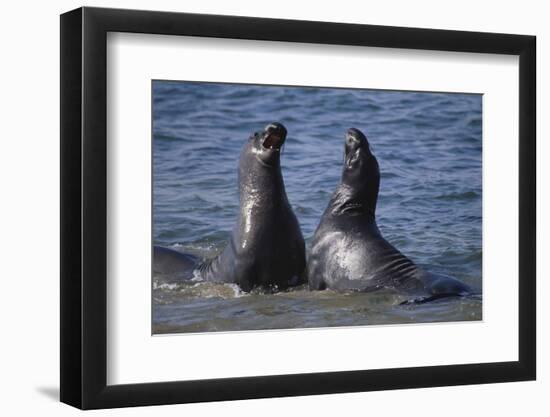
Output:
329 148 380 220
327 183 377 220
238 157 289 209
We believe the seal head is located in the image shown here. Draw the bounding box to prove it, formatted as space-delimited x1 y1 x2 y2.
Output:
248 122 287 166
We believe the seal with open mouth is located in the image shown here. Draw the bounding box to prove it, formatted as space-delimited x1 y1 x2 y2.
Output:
307 128 472 301
154 122 306 292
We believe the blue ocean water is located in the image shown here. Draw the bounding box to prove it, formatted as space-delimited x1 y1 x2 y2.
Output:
152 81 482 334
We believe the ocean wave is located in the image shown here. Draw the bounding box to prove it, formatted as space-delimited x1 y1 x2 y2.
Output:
435 191 479 201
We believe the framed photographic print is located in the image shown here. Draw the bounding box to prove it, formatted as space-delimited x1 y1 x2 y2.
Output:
60 6 536 410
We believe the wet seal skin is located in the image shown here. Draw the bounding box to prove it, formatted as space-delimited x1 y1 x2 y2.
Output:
154 122 306 292
307 128 472 303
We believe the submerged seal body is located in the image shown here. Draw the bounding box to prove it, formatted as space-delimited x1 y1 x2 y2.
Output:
154 122 306 292
307 128 471 299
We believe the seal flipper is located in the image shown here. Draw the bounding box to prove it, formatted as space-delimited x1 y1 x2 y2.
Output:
153 246 200 282
400 272 473 305
424 272 472 297
400 294 463 305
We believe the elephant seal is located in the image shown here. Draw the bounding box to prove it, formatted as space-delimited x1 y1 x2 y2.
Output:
154 122 306 292
307 128 472 301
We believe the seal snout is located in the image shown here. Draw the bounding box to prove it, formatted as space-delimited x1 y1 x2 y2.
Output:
345 128 370 155
344 128 371 168
262 122 287 150
346 128 368 147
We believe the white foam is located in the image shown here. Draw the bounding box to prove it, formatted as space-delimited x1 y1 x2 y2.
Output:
190 269 203 282
152 282 179 291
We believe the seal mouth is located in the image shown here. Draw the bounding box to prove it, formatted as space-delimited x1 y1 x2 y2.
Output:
262 132 284 150
261 122 287 151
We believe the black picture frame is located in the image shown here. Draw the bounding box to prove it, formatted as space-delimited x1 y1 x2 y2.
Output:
60 6 536 410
